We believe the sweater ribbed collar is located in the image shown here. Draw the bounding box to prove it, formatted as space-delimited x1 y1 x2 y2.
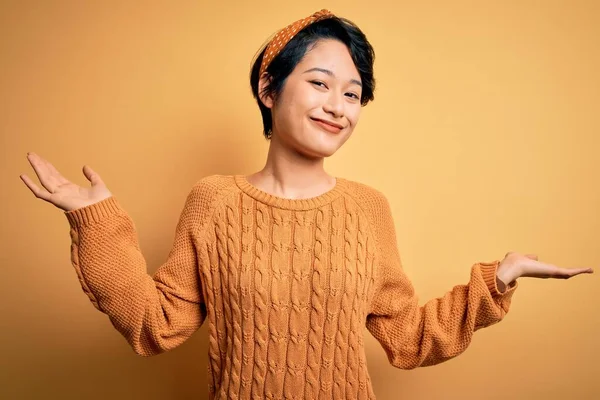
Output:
234 174 347 211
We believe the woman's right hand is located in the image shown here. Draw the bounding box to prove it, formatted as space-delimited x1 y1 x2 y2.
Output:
20 152 113 212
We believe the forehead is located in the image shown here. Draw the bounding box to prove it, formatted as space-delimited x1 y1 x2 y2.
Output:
295 39 359 77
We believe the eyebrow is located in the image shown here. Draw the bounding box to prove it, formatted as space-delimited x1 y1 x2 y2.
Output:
303 67 362 88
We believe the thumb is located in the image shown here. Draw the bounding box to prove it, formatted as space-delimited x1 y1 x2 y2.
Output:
525 254 538 260
82 165 103 186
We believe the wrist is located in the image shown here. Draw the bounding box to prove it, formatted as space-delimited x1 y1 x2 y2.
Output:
496 263 517 293
496 275 507 293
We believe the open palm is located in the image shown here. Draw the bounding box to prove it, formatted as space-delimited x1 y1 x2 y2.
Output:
20 152 112 212
496 252 594 292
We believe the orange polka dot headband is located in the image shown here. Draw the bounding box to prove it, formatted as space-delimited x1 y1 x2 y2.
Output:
259 9 336 77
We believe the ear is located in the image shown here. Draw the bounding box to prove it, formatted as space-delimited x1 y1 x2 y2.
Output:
258 72 274 108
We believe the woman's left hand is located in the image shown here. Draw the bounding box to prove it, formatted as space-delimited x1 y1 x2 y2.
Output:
495 252 595 293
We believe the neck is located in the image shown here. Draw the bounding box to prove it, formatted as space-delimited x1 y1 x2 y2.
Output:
247 133 336 200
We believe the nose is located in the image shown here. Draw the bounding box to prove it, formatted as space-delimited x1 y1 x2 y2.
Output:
323 90 344 118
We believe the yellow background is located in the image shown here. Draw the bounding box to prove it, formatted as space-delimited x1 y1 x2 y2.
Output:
2 1 599 399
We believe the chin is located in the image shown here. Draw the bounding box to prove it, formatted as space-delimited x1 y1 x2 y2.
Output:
289 129 350 159
297 143 340 159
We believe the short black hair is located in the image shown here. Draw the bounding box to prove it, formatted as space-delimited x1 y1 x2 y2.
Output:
249 16 376 139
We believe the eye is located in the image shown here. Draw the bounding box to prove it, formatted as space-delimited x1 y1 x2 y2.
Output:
346 92 360 100
310 80 327 88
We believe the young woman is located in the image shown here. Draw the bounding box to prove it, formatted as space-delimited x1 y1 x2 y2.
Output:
20 9 593 400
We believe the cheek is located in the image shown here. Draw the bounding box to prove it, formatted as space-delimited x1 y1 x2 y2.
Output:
348 106 361 127
297 85 322 109
289 94 317 129
274 97 296 128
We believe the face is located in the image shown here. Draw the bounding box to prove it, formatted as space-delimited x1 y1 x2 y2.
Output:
259 39 363 159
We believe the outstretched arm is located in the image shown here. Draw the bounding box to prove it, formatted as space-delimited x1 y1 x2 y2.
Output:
66 186 207 356
365 195 517 369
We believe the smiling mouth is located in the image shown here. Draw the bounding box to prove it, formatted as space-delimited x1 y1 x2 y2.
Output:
310 117 344 133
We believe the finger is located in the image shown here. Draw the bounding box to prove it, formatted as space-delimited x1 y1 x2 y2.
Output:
26 153 58 193
525 254 538 260
569 268 595 276
20 173 52 201
82 165 103 186
553 267 594 279
36 153 70 188
42 157 71 186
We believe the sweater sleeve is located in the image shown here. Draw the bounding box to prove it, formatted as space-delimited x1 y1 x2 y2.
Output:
365 193 518 369
65 183 210 356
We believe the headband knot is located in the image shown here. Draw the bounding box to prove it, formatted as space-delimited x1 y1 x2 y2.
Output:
259 9 335 77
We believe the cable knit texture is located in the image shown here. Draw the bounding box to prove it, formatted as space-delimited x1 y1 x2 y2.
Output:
65 174 518 400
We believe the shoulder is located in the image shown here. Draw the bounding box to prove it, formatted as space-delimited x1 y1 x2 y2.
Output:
340 178 398 246
183 174 239 229
340 177 393 217
190 174 237 201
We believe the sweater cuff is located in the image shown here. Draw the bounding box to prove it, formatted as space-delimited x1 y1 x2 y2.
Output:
479 260 518 307
64 196 124 228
